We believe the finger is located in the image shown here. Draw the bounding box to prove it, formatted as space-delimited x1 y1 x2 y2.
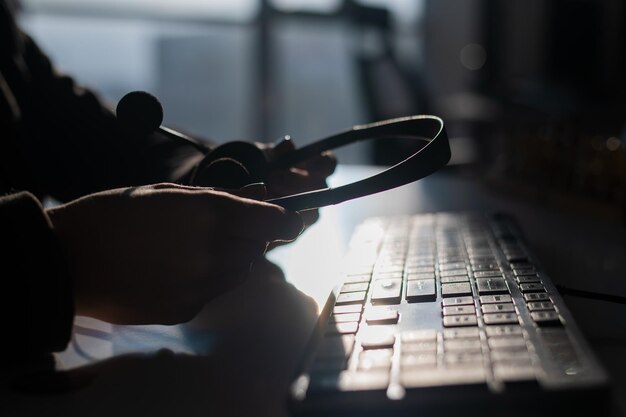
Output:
213 183 267 201
295 151 337 177
267 168 328 198
271 136 296 160
148 182 267 200
300 208 320 227
146 183 206 191
212 194 305 242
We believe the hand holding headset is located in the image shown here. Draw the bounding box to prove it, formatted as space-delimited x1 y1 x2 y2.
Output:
116 91 451 211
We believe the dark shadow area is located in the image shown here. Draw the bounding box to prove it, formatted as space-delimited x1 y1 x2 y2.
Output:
4 259 318 417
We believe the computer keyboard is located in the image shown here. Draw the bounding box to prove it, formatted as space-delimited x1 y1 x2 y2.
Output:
289 213 609 416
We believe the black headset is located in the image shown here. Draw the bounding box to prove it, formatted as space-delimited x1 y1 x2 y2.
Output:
116 91 450 211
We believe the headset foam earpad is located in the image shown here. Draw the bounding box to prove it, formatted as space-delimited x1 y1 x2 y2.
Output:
190 141 269 188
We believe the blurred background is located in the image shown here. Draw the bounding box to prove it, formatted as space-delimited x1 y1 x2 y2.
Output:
14 0 626 222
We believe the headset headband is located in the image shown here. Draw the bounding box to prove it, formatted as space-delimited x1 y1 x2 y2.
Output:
267 115 450 211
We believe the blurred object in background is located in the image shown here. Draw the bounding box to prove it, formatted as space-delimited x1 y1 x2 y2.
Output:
480 0 626 223
491 111 625 222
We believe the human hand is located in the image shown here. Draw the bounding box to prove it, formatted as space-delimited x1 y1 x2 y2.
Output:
259 138 337 229
46 183 303 325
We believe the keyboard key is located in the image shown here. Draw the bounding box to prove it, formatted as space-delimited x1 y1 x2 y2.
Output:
408 267 435 274
443 305 476 316
444 352 484 366
516 275 541 284
330 313 361 323
360 348 393 360
406 258 434 267
402 329 437 343
485 325 523 337
401 367 486 388
440 275 470 284
365 309 399 324
472 263 500 272
441 282 473 297
487 336 527 350
491 350 531 362
336 291 367 305
470 256 498 265
333 304 362 314
440 269 469 277
483 313 519 325
358 349 393 371
474 271 503 279
402 341 437 353
442 296 474 307
443 339 482 353
492 363 536 382
467 249 494 258
361 326 396 349
443 327 480 339
327 322 359 334
523 292 550 302
476 278 509 295
527 301 555 311
443 314 478 327
400 353 437 369
340 282 369 293
371 279 402 304
519 283 545 293
481 303 515 314
406 280 436 302
439 262 467 271
407 272 436 281
510 262 534 270
531 311 562 326
479 294 512 304
438 256 464 264
513 268 536 276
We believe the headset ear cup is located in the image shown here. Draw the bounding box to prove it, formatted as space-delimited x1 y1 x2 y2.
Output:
192 157 252 188
190 141 269 188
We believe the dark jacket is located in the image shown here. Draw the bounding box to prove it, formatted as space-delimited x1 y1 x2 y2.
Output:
0 1 200 361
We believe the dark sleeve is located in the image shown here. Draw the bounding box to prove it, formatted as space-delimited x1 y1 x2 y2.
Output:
15 32 204 202
0 191 74 357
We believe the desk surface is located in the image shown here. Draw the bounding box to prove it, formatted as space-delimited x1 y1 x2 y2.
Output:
5 166 626 416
